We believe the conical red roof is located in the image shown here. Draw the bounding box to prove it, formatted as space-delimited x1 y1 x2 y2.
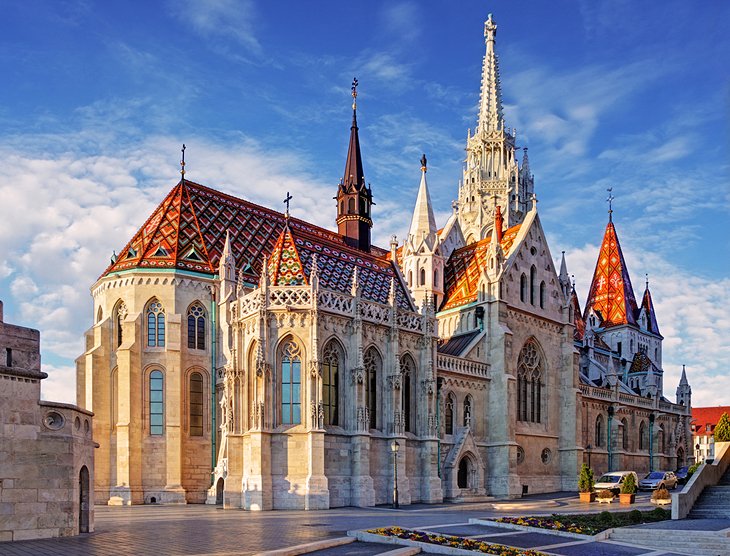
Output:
640 286 661 336
584 221 639 327
268 224 307 287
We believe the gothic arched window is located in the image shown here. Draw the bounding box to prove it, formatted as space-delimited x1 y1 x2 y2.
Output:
639 421 647 450
444 393 454 435
517 339 543 423
401 354 416 433
464 395 472 427
622 418 629 450
187 303 206 350
595 415 604 447
530 266 537 305
364 347 381 430
322 341 341 426
539 281 546 309
420 268 426 286
146 299 165 347
149 370 164 435
520 274 527 302
658 426 665 453
114 301 126 348
280 341 302 425
348 197 355 213
189 372 204 436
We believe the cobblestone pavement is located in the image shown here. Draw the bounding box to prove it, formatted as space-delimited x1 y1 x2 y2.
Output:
0 492 666 556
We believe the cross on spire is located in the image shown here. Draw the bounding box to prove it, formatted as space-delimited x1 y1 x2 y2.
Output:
351 77 358 111
283 191 293 218
180 144 186 180
606 187 615 221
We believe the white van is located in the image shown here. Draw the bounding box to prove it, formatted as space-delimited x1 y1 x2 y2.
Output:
594 471 639 495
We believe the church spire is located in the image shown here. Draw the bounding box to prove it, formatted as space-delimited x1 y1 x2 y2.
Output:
584 213 639 328
407 154 438 247
558 251 571 300
336 78 374 252
477 13 504 133
640 278 661 336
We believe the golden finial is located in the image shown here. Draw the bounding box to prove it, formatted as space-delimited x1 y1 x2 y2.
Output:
180 144 186 180
351 77 358 111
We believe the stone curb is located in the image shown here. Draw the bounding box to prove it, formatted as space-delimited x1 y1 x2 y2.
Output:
468 518 611 541
254 536 354 556
378 548 422 556
350 530 552 556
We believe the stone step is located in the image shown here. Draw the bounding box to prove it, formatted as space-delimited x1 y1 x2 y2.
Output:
610 530 729 542
608 537 730 556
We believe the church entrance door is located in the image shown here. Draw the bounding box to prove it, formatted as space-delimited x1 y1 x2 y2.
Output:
216 478 224 505
457 457 469 489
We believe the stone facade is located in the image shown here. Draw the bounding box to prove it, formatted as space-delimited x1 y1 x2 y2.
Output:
0 301 95 541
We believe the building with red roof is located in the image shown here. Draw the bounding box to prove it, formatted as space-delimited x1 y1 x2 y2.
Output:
691 404 730 461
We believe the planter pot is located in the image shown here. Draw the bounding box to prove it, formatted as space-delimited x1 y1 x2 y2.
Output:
619 493 635 504
651 498 671 506
597 496 614 504
579 492 595 503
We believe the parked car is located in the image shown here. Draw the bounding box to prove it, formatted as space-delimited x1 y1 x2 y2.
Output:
639 471 678 491
675 466 690 484
594 471 639 495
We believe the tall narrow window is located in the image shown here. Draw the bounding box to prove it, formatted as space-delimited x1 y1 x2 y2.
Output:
189 372 204 436
280 342 302 425
401 355 416 433
116 301 126 348
659 427 665 453
517 339 543 423
420 268 426 286
539 281 546 309
530 266 536 305
149 370 164 435
5 348 12 367
364 348 380 430
187 303 206 350
444 393 454 435
322 342 340 426
520 274 527 302
595 415 603 447
622 418 629 450
463 395 472 427
146 299 165 347
639 421 647 450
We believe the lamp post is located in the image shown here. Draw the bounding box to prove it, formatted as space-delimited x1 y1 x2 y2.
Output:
391 440 400 509
586 444 592 469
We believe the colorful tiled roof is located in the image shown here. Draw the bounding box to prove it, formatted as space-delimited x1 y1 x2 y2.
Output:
628 351 661 374
571 289 585 341
692 406 730 437
103 179 413 310
584 221 639 328
440 224 520 311
640 286 661 336
268 224 307 286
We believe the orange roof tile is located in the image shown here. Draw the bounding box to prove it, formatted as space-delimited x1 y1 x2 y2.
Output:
691 406 730 436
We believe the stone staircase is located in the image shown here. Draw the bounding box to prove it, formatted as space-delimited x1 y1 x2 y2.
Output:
689 466 730 518
609 528 730 556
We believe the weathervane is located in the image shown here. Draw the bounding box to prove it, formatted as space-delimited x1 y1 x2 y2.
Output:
351 77 358 110
283 191 293 219
180 144 186 180
420 153 427 172
606 187 614 221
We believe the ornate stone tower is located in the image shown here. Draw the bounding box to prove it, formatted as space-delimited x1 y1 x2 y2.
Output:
676 365 692 407
336 78 374 252
456 14 534 244
401 155 445 309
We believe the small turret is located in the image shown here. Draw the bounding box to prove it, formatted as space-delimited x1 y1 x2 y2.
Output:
219 230 236 301
558 251 570 301
676 365 692 407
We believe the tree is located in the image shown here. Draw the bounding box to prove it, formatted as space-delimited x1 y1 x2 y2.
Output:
578 463 594 493
714 412 730 442
621 473 637 494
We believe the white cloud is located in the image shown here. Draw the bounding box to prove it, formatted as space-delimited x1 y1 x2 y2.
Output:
40 363 77 405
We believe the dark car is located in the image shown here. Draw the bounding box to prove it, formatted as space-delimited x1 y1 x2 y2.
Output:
676 466 690 484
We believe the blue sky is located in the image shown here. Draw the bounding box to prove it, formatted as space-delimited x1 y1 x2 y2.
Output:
0 1 728 407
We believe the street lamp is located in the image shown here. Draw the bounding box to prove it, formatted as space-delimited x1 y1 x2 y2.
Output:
586 444 592 469
391 440 400 509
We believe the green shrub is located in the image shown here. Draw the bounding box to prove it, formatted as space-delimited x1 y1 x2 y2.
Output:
578 463 594 493
598 511 614 525
651 507 669 519
621 473 637 494
688 461 701 477
597 488 614 499
714 412 730 442
628 509 642 523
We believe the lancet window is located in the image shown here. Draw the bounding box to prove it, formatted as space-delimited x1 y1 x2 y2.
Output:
322 341 341 426
622 418 629 450
189 372 204 436
149 370 164 435
146 299 165 347
639 421 647 450
595 414 604 447
364 347 380 430
464 395 472 427
280 341 302 425
401 354 416 433
187 303 206 350
516 339 543 423
444 393 454 435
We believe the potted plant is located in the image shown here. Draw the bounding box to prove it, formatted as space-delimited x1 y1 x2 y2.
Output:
651 486 671 506
578 463 595 502
597 488 615 504
620 473 637 504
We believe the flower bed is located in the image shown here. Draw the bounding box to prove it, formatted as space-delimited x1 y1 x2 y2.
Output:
492 508 670 536
366 527 548 555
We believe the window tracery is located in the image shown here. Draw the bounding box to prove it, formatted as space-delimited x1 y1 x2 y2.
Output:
187 303 206 350
517 339 543 423
280 341 302 425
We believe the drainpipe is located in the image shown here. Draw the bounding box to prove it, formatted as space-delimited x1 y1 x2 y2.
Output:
210 288 217 485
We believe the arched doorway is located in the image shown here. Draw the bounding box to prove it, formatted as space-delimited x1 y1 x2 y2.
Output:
677 446 685 467
216 478 224 505
457 457 469 489
79 466 90 533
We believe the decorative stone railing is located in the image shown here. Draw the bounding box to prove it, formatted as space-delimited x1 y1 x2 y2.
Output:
437 354 489 379
235 286 425 333
579 385 685 412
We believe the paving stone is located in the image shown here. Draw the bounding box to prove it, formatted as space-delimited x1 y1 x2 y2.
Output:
310 542 391 556
479 531 576 549
420 523 507 536
548 541 653 556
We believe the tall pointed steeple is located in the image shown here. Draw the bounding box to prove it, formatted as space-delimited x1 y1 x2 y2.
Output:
584 215 639 328
336 78 373 252
558 251 570 299
676 364 691 407
640 279 661 336
477 14 504 133
407 154 438 248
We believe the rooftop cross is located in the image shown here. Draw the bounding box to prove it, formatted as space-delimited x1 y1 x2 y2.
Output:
351 77 358 111
420 153 427 172
180 144 186 180
606 187 615 221
283 191 293 219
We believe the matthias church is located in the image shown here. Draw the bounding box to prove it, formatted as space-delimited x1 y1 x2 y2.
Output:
76 14 691 509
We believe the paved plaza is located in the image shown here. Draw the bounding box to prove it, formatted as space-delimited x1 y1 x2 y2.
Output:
0 492 720 556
